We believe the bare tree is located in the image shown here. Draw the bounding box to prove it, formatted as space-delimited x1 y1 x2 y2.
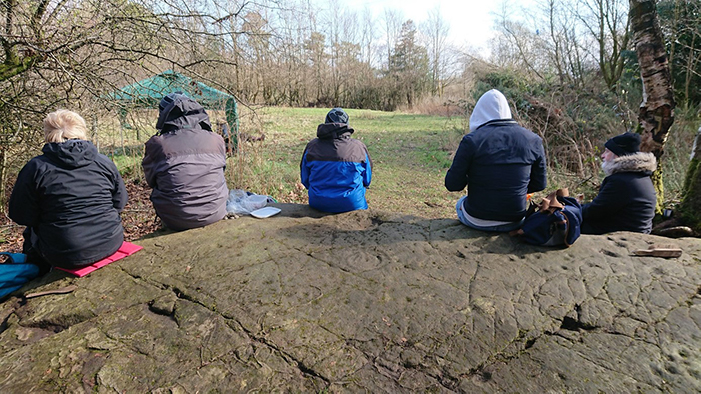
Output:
359 7 376 66
389 20 430 109
541 0 576 85
0 0 162 204
577 0 631 91
659 0 701 108
382 9 403 71
493 1 546 80
305 31 328 105
0 0 284 204
421 6 450 97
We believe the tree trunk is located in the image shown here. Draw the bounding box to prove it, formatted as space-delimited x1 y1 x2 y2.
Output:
629 0 675 214
679 126 701 231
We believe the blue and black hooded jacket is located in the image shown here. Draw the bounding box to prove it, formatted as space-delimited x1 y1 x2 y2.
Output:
300 110 372 213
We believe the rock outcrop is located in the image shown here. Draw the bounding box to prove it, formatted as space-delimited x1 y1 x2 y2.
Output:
1 204 699 392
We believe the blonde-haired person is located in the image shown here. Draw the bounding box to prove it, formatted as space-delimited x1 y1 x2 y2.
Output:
43 109 88 142
9 110 127 270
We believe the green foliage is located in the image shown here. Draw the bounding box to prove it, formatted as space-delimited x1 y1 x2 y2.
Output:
682 158 698 204
471 69 548 115
113 154 143 178
661 107 700 205
618 50 643 96
0 56 37 82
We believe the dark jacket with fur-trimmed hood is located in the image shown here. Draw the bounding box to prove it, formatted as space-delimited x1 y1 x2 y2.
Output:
582 152 657 234
142 93 227 231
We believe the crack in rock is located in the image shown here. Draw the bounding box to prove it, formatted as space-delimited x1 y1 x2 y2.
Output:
2 208 700 392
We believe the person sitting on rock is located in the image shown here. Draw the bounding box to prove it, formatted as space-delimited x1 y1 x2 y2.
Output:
142 93 228 231
9 110 128 270
581 132 657 234
445 89 547 232
300 108 372 213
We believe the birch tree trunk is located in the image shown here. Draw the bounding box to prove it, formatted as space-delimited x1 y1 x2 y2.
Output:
629 0 675 214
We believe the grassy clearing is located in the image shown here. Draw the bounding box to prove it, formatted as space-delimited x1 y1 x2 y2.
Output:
226 107 466 218
102 106 696 220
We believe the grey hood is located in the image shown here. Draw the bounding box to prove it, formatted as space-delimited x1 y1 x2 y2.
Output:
156 93 212 134
469 89 513 131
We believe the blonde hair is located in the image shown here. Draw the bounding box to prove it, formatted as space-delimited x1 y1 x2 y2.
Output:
43 109 88 143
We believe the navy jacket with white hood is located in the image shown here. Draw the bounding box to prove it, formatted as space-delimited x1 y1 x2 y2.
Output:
445 89 547 222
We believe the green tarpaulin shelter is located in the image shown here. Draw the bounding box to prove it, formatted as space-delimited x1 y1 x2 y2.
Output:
110 70 238 133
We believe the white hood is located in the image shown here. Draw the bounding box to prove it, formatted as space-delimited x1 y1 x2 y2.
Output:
469 89 512 131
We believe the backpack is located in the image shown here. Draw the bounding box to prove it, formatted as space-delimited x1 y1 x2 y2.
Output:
517 189 582 247
0 253 40 299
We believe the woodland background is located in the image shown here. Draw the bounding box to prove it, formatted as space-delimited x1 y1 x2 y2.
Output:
1 0 700 237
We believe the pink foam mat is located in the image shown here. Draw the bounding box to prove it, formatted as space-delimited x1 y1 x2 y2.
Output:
55 242 143 277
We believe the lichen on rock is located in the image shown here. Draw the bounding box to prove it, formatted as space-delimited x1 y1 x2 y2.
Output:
1 204 699 392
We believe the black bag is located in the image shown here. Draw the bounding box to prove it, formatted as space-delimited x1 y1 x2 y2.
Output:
517 189 582 247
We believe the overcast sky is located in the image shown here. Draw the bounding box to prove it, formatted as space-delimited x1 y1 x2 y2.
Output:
318 0 535 51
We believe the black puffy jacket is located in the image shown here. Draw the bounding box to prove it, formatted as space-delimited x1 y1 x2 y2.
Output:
9 140 127 267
